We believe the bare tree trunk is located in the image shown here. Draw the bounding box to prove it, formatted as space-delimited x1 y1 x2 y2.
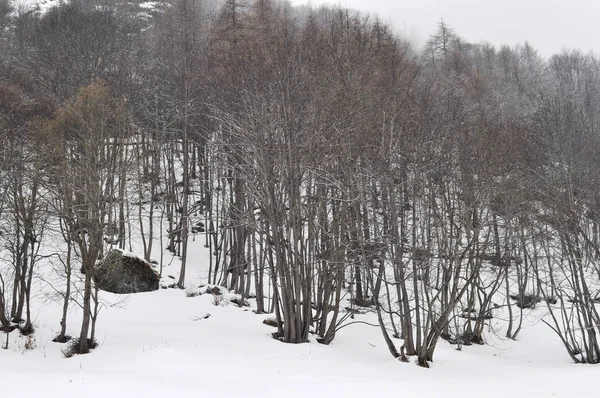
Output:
79 271 93 353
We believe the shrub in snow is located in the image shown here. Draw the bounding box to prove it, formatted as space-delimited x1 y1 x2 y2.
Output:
509 294 542 309
229 296 250 307
263 318 278 328
62 338 98 358
24 335 36 351
52 334 72 344
212 292 223 306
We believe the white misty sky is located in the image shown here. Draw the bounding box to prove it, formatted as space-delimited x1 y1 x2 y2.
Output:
289 0 600 59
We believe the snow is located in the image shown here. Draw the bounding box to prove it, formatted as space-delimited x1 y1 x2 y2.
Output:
2 292 597 397
138 1 165 10
1 237 598 398
10 0 167 16
11 0 64 15
0 170 595 397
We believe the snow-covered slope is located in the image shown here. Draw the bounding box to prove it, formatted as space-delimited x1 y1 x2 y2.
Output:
1 2 598 396
1 239 597 398
11 0 63 14
10 0 166 16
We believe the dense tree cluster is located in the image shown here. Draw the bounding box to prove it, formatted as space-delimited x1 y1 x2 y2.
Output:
0 0 599 365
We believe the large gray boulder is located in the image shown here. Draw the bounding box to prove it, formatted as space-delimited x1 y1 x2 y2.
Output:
93 249 160 294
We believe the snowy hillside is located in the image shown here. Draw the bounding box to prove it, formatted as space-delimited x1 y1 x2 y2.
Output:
2 1 600 397
11 0 62 13
0 238 597 398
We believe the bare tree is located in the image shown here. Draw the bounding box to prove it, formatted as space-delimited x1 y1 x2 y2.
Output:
42 80 129 354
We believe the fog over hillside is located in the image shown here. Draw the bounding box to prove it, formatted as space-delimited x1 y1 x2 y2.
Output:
290 0 600 58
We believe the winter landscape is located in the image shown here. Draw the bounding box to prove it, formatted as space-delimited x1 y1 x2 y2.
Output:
1 1 600 397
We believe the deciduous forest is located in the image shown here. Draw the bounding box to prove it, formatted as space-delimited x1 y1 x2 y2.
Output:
1 0 600 372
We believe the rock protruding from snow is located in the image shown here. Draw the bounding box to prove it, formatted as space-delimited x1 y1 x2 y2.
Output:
93 249 159 294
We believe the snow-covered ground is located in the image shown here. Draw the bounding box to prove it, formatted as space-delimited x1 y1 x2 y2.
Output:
1 237 597 398
2 1 599 396
11 0 63 14
10 0 166 17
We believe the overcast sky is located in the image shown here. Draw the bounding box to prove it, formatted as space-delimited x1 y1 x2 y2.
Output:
288 0 600 59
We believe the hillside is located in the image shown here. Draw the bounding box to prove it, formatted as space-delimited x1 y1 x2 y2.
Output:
1 1 600 397
1 242 598 398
